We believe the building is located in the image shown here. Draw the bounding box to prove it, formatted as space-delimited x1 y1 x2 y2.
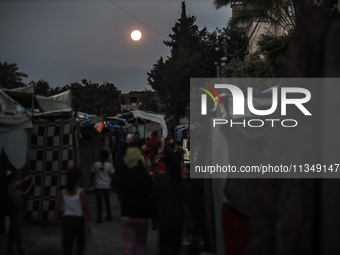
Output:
231 3 289 55
120 91 165 113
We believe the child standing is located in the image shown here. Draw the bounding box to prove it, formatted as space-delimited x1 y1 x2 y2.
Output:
56 167 90 255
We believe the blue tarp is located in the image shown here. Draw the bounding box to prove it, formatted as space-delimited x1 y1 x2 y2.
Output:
81 119 95 126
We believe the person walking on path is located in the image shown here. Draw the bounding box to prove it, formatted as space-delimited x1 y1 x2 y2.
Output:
4 170 34 255
56 167 90 255
117 143 154 255
90 149 115 223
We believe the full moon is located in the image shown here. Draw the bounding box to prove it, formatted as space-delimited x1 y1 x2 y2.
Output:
131 30 142 41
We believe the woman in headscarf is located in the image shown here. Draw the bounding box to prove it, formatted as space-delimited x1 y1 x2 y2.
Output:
116 141 153 255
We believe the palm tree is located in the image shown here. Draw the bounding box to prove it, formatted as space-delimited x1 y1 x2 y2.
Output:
0 61 28 89
213 0 338 35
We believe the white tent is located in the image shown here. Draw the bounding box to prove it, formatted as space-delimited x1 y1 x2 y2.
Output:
122 110 168 138
3 84 34 94
36 90 72 112
0 90 32 169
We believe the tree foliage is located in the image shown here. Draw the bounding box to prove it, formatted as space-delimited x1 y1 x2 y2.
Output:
62 80 121 116
147 1 229 120
213 0 338 34
29 79 121 116
31 79 51 96
213 20 248 64
0 60 121 116
0 61 28 89
222 34 289 78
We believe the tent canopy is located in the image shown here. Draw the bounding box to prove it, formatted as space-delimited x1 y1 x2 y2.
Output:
0 90 32 169
0 90 32 134
36 90 72 112
120 110 168 138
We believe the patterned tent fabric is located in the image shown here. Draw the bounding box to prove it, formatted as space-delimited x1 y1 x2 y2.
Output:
25 112 74 222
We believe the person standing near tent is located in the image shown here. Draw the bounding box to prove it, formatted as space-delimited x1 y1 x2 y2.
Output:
56 167 90 255
90 149 115 223
4 170 34 255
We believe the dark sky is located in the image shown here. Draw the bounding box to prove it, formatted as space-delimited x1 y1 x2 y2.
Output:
0 0 231 93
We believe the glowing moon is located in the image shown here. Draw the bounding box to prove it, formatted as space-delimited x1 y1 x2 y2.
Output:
131 30 142 41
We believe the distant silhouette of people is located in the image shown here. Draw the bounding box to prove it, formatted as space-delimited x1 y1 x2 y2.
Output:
134 132 143 149
90 149 115 223
117 143 153 255
164 137 175 154
56 167 90 255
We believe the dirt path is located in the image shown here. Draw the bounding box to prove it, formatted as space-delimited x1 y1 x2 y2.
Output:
0 192 159 255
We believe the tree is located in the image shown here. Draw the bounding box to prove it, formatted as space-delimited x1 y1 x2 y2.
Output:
0 61 28 89
222 54 272 78
46 79 121 116
69 80 121 116
256 34 290 76
213 20 248 64
32 79 51 96
147 1 227 121
213 0 338 34
222 34 289 78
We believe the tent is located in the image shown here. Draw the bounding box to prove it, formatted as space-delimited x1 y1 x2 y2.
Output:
36 90 72 112
0 90 32 170
1 88 82 222
106 116 133 134
25 110 77 222
119 110 168 138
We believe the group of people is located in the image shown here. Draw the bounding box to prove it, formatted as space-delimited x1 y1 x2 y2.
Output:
113 130 192 255
1 130 194 255
84 130 192 255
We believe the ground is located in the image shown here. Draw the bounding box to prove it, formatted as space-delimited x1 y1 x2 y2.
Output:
0 191 161 255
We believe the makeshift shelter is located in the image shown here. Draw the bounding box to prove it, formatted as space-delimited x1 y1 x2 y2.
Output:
0 90 32 170
14 89 79 222
106 116 133 134
2 85 36 110
36 90 72 112
25 110 78 222
119 110 168 138
1 88 81 222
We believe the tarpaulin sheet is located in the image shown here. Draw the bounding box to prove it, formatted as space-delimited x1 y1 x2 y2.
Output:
132 110 168 138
